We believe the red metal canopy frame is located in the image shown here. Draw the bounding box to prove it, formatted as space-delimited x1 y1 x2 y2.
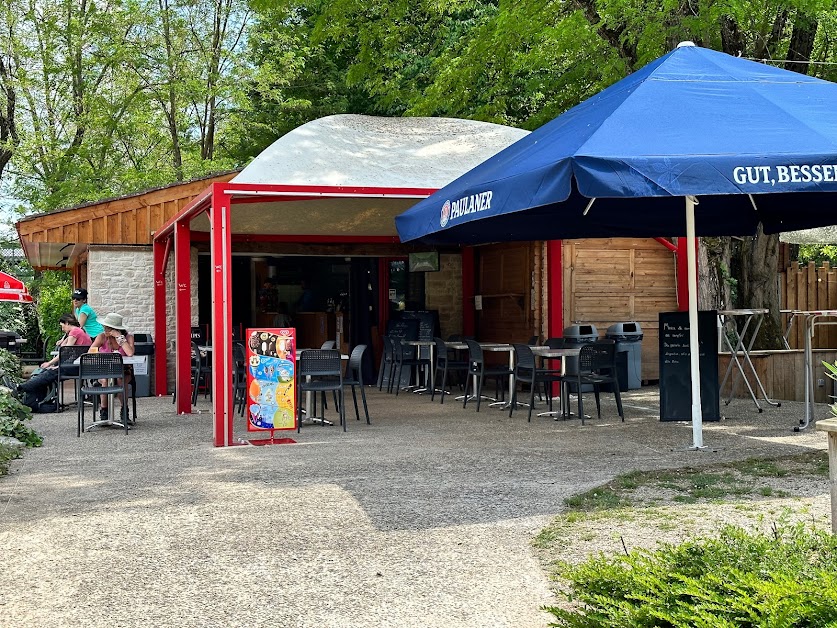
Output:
153 181 456 446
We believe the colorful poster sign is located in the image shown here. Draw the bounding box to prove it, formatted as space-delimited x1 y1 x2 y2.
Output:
245 328 296 431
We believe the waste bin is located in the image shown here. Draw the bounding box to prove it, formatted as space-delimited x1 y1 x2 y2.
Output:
132 333 154 397
563 324 599 392
0 330 18 351
605 322 643 390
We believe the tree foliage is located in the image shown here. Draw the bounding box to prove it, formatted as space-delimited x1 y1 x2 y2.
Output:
1 0 836 349
0 0 250 213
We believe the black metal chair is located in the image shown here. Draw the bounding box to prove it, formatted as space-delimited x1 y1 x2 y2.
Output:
297 349 345 432
390 339 430 396
77 353 129 436
377 336 396 391
341 345 370 423
462 339 512 412
510 344 563 422
55 345 89 411
558 340 624 424
431 337 468 403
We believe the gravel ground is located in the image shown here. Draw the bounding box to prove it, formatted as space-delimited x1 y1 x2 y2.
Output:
0 385 830 627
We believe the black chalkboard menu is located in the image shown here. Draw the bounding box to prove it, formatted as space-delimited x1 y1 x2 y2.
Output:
386 318 420 341
397 310 438 341
659 310 720 422
384 318 420 388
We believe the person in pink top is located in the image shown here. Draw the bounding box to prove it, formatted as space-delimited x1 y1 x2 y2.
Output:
18 313 92 411
89 312 136 421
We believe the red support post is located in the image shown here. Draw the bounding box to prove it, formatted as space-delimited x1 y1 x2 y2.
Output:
676 237 693 312
210 185 234 447
546 240 563 338
462 247 475 337
174 220 192 415
153 238 168 397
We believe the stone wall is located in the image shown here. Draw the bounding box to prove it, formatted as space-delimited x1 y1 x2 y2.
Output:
86 245 199 393
424 253 462 338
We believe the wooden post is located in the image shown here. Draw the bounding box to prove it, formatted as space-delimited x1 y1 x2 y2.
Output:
815 418 837 534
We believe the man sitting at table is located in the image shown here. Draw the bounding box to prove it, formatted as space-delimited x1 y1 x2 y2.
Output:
89 312 136 422
18 313 92 411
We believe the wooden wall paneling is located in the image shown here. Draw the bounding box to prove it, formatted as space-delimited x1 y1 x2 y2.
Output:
829 265 837 348
476 243 533 344
818 263 828 349
63 223 78 243
136 205 149 245
92 217 106 242
780 266 788 347
562 242 574 333
150 201 164 232
796 263 807 349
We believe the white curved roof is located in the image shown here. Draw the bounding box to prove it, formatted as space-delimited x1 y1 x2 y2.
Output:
232 114 529 188
780 226 837 244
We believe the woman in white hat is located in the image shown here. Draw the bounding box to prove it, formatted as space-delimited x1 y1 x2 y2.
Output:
89 312 136 421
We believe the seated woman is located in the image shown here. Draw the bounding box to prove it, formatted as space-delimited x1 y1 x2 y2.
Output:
89 312 135 422
18 314 92 411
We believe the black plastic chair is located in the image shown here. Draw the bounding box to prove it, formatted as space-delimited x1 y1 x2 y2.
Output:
232 341 247 416
377 336 396 391
56 345 89 411
297 349 345 432
431 337 468 403
510 344 563 422
538 337 567 399
342 345 370 423
77 353 129 436
462 340 512 412
191 341 212 406
558 340 624 424
320 340 336 350
390 339 430 396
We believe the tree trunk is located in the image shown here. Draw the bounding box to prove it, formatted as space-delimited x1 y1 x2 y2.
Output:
698 237 731 311
0 56 19 178
785 12 817 75
733 226 782 350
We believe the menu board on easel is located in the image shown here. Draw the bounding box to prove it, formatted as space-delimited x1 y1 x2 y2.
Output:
385 318 419 388
246 328 296 432
659 311 720 422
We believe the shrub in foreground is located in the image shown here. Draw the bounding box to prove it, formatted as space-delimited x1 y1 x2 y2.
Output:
0 388 42 449
546 524 837 627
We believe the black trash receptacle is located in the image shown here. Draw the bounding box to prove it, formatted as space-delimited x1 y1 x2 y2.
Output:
132 333 154 397
0 330 19 352
563 324 599 392
605 322 644 390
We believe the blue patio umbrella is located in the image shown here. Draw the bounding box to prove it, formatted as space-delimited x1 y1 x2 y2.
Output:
395 42 837 448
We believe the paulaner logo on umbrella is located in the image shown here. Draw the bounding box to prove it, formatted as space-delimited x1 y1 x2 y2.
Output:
440 191 493 228
440 200 451 227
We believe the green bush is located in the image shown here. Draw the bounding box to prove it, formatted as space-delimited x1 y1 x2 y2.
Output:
0 348 24 384
0 442 19 475
33 270 72 345
0 388 42 448
546 524 837 627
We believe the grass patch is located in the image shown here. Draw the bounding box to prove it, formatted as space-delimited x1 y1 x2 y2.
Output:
562 451 828 512
564 487 628 511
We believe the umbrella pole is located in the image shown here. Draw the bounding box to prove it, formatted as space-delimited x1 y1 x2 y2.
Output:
686 196 705 448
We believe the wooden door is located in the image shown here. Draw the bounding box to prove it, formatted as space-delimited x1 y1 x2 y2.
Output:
476 243 534 343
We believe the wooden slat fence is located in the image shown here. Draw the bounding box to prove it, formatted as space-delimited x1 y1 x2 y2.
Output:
780 261 837 349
